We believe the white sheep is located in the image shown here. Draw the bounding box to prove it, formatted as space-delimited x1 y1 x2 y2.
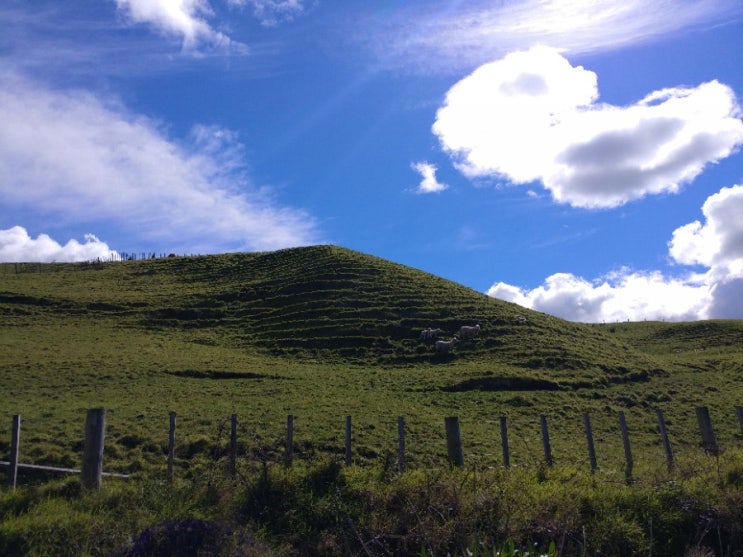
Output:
420 327 444 340
459 324 481 339
435 337 459 353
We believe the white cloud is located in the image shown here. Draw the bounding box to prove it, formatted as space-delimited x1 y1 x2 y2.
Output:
411 161 448 194
228 0 307 27
669 185 743 272
374 0 742 73
115 0 243 52
489 270 709 323
668 184 743 317
488 184 743 321
707 278 743 319
433 46 743 208
0 73 323 256
114 0 308 49
0 226 119 263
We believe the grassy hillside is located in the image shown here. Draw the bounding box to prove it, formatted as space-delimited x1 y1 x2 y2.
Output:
1 246 741 474
2 246 743 556
3 245 663 380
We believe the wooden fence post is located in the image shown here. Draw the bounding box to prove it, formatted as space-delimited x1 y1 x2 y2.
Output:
445 416 464 467
345 416 353 466
695 407 719 456
9 415 20 490
656 409 674 471
583 412 598 472
397 416 406 473
618 411 633 483
285 415 294 467
81 408 106 490
500 416 510 468
735 406 743 434
230 414 238 478
540 415 553 467
167 412 176 483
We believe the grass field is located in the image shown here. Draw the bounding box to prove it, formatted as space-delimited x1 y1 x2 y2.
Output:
1 246 742 555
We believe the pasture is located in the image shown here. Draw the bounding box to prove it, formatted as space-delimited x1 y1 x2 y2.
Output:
1 246 742 555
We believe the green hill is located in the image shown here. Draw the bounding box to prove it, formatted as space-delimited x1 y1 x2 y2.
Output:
3 245 669 388
1 245 742 474
2 245 743 557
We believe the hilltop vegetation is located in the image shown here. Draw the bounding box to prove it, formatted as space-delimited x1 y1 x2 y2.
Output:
1 246 742 556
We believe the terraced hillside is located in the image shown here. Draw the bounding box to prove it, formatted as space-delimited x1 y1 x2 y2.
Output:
2 245 664 388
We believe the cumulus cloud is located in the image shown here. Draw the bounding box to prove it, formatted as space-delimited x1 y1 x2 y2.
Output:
115 0 244 52
411 161 448 194
669 185 743 272
0 226 119 263
373 0 742 73
489 270 709 323
433 46 743 208
669 184 743 317
0 72 323 256
488 184 743 321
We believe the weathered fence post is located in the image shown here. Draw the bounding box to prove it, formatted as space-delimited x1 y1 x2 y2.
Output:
167 412 176 483
397 416 406 473
81 408 106 490
540 414 553 467
230 414 238 478
656 409 674 471
618 411 633 483
735 406 743 434
445 416 464 467
345 415 352 466
695 407 719 456
9 415 20 489
285 415 294 467
583 412 598 471
500 416 510 468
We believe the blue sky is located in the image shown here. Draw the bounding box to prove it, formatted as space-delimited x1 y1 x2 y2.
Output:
1 0 742 322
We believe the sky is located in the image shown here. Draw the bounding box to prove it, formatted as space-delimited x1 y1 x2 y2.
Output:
1 0 742 323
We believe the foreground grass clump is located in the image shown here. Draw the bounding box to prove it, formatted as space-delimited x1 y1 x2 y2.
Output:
1 449 742 556
0 476 276 557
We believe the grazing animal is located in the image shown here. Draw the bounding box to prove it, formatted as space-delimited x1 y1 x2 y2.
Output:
459 324 481 339
435 337 459 353
420 327 444 340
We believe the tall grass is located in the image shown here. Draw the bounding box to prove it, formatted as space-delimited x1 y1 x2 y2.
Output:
1 448 742 556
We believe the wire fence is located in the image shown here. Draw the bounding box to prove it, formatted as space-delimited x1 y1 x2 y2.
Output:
3 405 743 490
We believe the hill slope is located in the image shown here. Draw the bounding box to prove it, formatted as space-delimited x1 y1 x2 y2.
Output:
3 250 743 557
1 245 667 388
